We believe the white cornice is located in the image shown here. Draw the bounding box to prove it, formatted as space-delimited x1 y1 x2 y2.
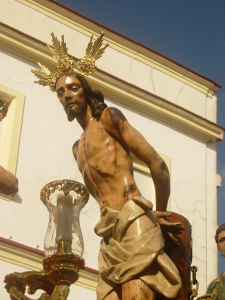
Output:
0 23 56 68
16 0 221 98
0 23 224 142
90 71 224 142
0 238 98 291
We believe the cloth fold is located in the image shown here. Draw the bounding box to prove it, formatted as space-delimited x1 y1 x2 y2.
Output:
94 196 181 300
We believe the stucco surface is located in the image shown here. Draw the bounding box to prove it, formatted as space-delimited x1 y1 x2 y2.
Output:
0 0 215 120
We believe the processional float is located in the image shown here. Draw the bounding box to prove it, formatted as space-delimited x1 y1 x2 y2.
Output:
3 32 199 300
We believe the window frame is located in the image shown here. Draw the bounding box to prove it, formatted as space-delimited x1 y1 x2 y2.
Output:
0 83 25 200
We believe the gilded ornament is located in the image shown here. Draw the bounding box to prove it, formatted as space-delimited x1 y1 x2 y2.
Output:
77 32 109 76
78 56 96 76
4 253 84 300
40 179 89 208
31 32 109 91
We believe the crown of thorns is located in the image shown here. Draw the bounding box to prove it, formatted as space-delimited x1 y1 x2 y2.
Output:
31 32 109 91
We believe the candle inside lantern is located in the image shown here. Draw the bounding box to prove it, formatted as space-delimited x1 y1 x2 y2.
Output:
56 194 73 253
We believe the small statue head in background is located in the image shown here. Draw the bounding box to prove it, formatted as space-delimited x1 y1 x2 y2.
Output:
215 223 225 258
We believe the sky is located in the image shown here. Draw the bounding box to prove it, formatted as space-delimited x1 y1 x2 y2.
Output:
57 0 225 274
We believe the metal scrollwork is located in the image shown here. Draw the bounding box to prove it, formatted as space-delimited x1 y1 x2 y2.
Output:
191 280 199 300
4 270 54 300
190 266 199 300
40 180 89 209
4 253 84 300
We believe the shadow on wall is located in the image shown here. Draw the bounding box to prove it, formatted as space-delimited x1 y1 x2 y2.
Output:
9 194 22 204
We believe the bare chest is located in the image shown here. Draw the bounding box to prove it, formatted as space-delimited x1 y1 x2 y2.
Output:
77 123 130 174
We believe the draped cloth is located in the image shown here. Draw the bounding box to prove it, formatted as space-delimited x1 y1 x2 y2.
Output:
94 196 182 300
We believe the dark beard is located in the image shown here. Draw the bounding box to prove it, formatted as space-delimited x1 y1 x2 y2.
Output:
67 100 87 122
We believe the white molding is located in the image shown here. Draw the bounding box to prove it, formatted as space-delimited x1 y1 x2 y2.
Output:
0 238 98 291
0 23 223 142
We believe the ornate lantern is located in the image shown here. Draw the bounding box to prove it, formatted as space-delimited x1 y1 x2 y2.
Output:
4 180 89 300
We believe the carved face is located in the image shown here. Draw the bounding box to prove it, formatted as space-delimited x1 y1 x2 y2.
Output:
56 75 86 121
218 231 225 258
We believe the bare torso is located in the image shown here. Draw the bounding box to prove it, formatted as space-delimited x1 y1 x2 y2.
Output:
75 118 141 211
56 75 172 300
56 74 170 212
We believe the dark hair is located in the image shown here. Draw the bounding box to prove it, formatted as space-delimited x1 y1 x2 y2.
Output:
55 72 107 118
215 223 225 245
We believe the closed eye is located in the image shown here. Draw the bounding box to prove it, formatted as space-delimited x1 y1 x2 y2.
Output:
71 85 80 91
57 87 64 97
219 236 225 243
57 91 64 96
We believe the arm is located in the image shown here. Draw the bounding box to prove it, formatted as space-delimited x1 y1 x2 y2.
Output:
0 166 18 195
101 107 170 211
72 140 80 161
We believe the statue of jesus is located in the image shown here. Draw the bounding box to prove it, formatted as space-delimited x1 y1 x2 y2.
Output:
55 72 182 300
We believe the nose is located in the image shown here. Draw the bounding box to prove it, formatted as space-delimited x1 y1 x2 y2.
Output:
65 96 72 103
64 89 72 103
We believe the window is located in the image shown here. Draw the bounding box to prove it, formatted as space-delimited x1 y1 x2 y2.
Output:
0 83 25 200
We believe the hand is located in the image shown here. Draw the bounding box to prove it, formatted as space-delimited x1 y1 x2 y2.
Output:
154 211 184 248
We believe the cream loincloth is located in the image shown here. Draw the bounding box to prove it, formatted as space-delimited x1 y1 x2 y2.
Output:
94 196 181 300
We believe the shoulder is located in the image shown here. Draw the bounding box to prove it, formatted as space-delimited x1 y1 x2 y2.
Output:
206 277 218 294
101 107 127 128
72 139 80 161
103 107 127 121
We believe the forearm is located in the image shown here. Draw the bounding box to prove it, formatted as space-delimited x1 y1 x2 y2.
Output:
0 166 18 195
124 128 170 210
149 158 170 211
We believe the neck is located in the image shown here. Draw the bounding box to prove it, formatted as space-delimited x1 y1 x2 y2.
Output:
76 105 93 130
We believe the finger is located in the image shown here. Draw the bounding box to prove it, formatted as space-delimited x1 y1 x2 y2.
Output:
169 227 185 234
172 223 184 229
157 218 172 226
168 232 180 246
159 223 184 234
155 211 172 218
158 219 181 227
